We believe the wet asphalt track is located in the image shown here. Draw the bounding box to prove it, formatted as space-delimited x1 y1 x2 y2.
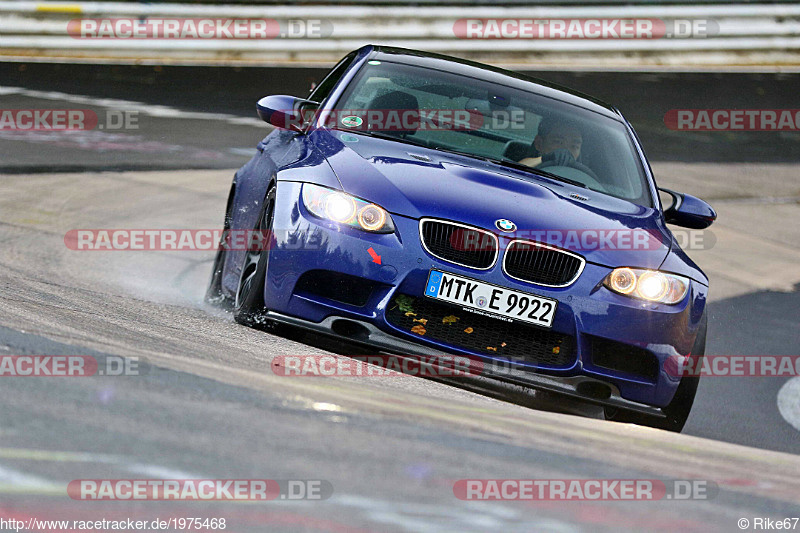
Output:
0 67 799 531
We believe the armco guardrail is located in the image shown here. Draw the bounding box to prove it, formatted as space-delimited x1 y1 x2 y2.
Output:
0 2 799 68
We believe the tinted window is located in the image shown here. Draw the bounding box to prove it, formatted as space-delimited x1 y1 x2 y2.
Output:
333 61 652 207
308 52 357 104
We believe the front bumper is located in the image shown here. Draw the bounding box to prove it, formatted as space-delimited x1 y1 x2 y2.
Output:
258 181 708 410
265 310 665 417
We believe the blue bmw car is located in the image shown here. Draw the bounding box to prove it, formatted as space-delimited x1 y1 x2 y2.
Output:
206 45 716 432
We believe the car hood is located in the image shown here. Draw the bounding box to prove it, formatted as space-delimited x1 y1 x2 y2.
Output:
311 128 671 269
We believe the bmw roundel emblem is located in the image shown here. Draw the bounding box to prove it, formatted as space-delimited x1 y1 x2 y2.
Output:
495 219 516 232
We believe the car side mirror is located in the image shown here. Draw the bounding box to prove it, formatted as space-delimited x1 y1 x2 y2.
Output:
658 188 717 229
256 95 319 132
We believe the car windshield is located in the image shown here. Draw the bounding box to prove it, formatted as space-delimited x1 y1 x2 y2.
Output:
331 60 653 207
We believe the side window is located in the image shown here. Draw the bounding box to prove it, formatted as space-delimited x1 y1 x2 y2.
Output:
307 52 358 104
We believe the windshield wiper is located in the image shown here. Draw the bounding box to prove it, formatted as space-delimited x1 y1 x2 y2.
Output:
429 145 488 161
484 157 588 189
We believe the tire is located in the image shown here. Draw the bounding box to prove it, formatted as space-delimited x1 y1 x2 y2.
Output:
604 314 707 432
205 185 235 310
233 184 276 328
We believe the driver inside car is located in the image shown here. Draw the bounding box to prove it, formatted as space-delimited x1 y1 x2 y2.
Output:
518 118 583 169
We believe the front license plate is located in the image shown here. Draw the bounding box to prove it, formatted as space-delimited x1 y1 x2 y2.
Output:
424 270 557 328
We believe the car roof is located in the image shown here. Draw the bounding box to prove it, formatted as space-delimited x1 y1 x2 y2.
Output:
367 45 622 121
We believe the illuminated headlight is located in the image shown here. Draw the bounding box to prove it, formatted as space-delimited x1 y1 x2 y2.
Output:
604 268 689 305
302 183 395 233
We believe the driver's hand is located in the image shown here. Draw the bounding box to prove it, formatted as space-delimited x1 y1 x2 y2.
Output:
540 148 575 167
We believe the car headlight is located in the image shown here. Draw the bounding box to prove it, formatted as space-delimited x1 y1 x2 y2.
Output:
302 183 395 233
604 268 689 305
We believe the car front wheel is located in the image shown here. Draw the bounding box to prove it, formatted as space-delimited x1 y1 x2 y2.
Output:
233 185 276 328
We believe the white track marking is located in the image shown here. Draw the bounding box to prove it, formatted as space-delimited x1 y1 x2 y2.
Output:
125 464 204 479
0 447 122 464
0 463 61 492
777 377 800 432
0 85 265 128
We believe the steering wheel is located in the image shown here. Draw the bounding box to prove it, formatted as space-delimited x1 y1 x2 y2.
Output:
536 159 604 190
